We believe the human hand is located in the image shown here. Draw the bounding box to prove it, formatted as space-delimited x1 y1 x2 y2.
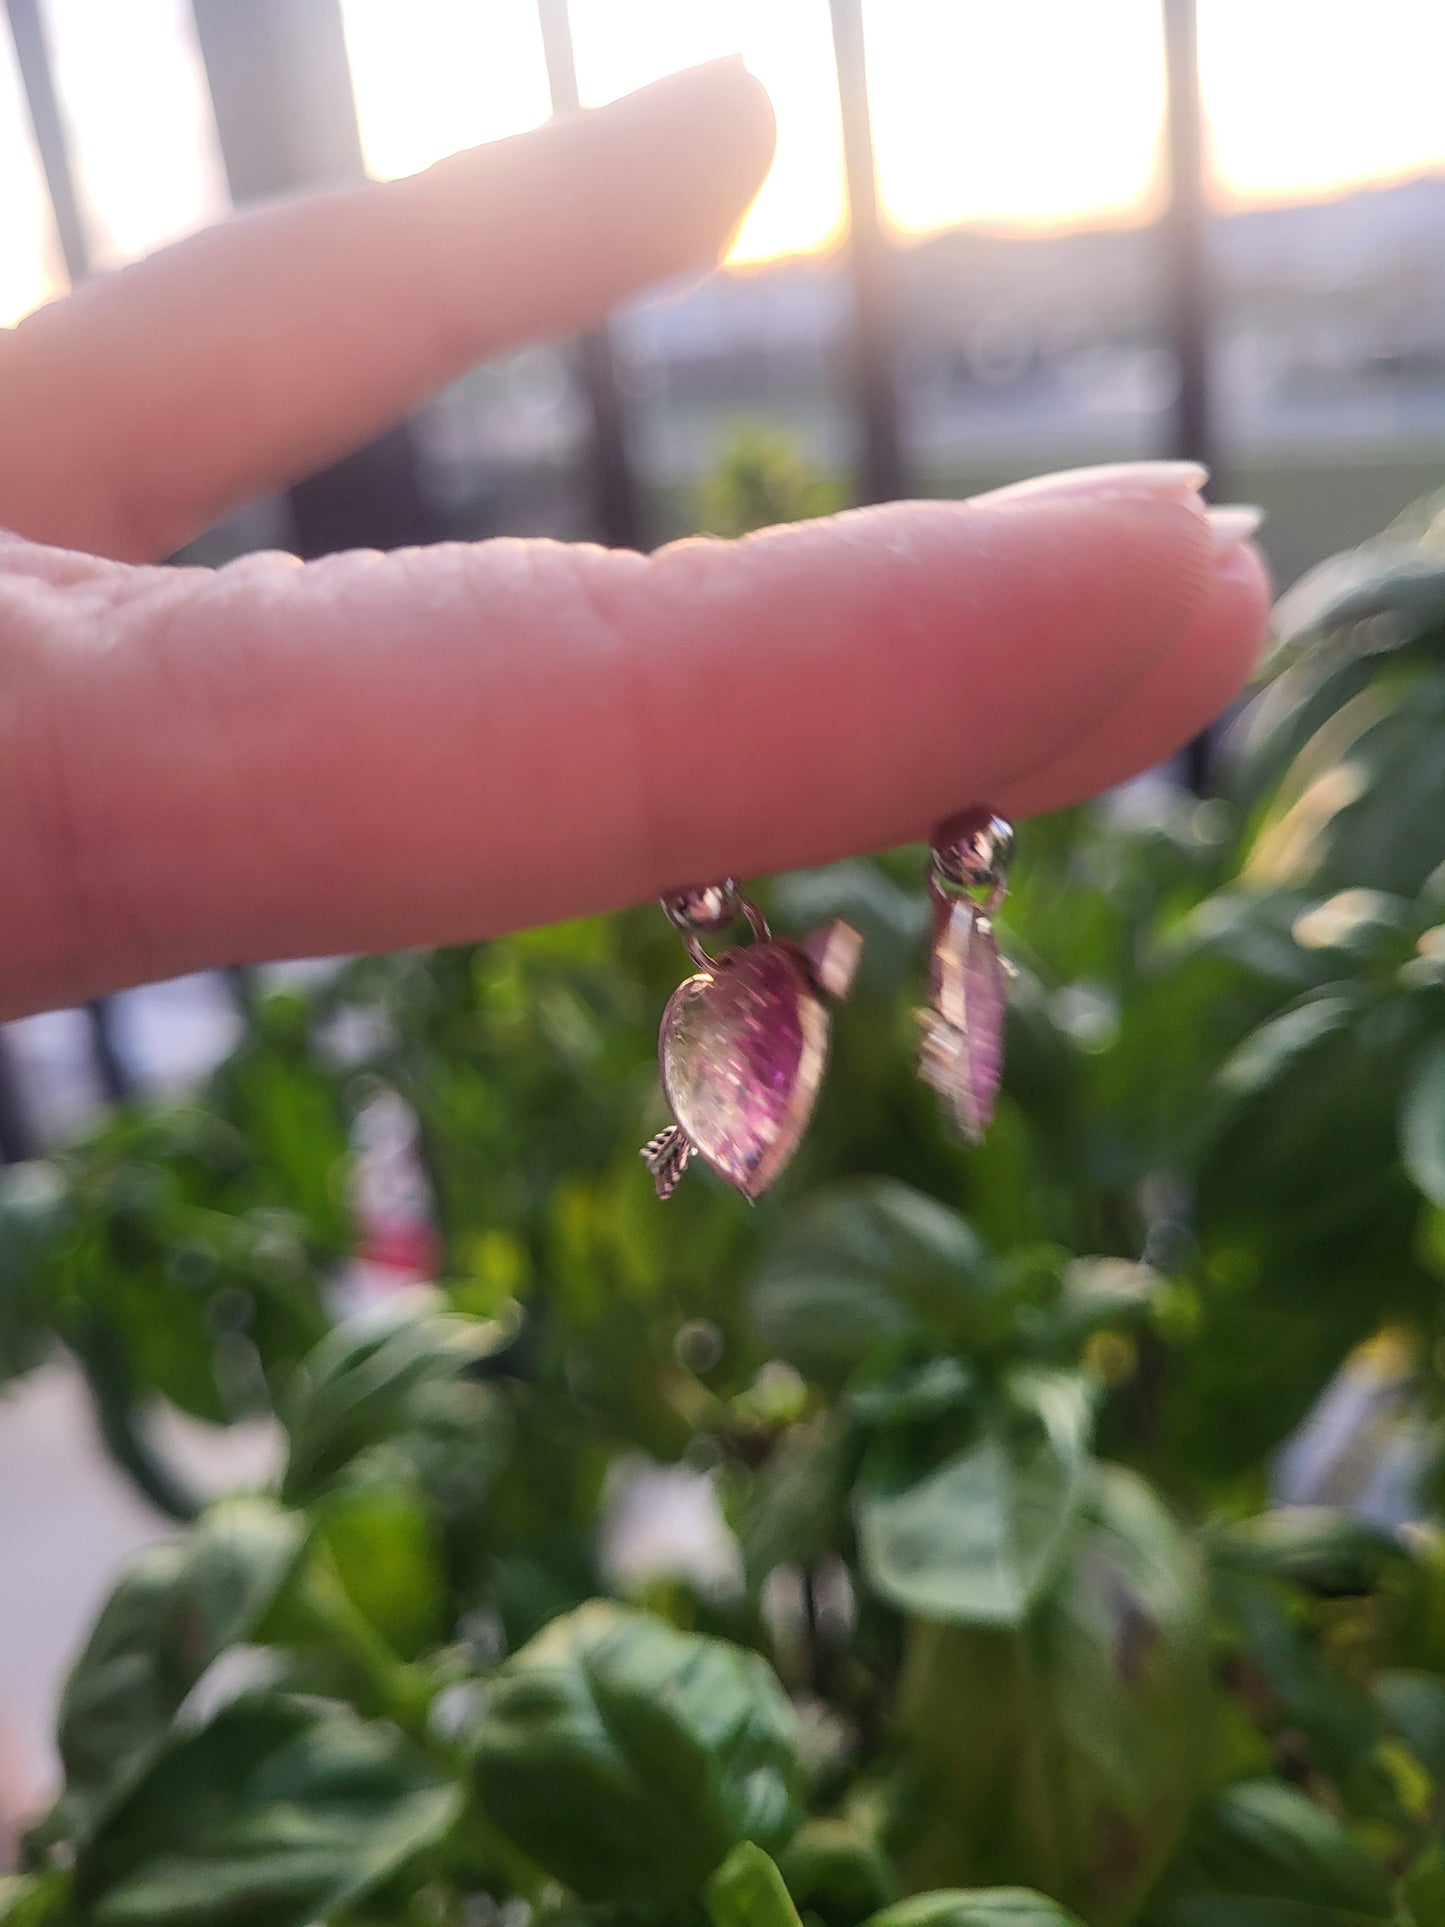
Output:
0 60 1267 1023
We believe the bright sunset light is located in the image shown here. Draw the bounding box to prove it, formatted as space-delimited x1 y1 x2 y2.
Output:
5 0 1445 327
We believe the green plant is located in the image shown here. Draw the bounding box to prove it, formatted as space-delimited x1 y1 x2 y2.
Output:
5 494 1445 1923
695 425 847 536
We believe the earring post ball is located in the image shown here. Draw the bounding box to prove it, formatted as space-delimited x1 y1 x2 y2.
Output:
661 881 742 935
931 807 1014 891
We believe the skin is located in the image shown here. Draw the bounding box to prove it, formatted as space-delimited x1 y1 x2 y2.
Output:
0 59 1269 1024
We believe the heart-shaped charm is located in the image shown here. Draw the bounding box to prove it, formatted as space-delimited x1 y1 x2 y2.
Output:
660 943 827 1201
642 919 861 1201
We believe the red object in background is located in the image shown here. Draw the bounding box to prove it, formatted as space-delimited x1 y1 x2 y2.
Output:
349 1086 441 1288
355 1212 439 1283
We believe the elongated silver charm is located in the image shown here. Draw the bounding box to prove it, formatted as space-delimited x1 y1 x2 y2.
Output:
643 882 862 1202
918 807 1014 1144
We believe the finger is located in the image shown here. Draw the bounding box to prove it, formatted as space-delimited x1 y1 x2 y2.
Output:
0 59 775 563
0 464 1268 1019
994 530 1270 817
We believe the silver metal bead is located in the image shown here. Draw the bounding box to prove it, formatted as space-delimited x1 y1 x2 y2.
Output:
931 807 1014 891
661 881 742 935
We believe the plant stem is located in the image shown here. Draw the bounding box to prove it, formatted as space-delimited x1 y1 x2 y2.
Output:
72 1319 201 1523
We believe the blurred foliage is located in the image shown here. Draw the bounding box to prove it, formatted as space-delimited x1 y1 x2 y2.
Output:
695 426 848 536
6 483 1445 1923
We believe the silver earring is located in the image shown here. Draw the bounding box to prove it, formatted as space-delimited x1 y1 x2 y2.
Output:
917 807 1015 1143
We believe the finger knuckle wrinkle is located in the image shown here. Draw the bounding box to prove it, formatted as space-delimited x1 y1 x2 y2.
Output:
0 568 170 986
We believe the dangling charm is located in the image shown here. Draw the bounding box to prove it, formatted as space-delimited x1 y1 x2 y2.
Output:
917 806 1015 1144
642 881 862 1202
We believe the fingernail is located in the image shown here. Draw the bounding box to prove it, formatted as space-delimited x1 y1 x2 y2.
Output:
991 460 1209 506
1207 504 1265 553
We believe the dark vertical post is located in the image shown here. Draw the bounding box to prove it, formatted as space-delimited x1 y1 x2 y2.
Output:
86 1000 133 1105
536 0 643 550
190 0 436 555
191 0 366 197
1160 0 1216 790
0 1040 36 1164
7 0 136 1104
828 0 904 505
1160 0 1213 480
225 965 258 1018
5 0 89 281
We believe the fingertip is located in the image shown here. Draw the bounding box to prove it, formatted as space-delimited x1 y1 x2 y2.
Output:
1147 532 1274 723
632 476 1223 885
1 57 781 562
996 534 1272 817
623 57 778 257
507 54 778 266
716 63 780 252
663 56 778 200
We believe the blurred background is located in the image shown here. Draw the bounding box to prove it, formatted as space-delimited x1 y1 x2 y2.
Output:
10 0 1445 1164
4 0 1445 1835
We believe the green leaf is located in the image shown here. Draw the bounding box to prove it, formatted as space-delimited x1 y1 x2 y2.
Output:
735 1413 858 1585
471 1600 799 1909
1206 1509 1407 1595
898 1466 1208 1924
206 993 352 1252
1148 1780 1395 1926
1275 540 1445 652
707 1842 805 1927
781 1812 899 1923
1374 1670 1445 1780
1398 1845 1445 1926
856 1370 1092 1626
1242 664 1445 899
1042 1258 1160 1355
695 426 844 537
1215 994 1358 1109
749 1181 989 1387
1213 1566 1398 1822
281 1307 507 1503
865 1893 1084 1927
1180 984 1432 1476
1175 888 1359 991
0 1873 73 1924
0 1161 68 1383
1402 1038 1445 1209
1194 988 1425 1263
312 1484 446 1660
849 1354 976 1429
58 1498 307 1836
73 1695 459 1926
50 1107 330 1430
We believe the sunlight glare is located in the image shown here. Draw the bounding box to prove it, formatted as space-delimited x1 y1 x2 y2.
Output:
341 0 552 181
1199 0 1445 205
865 0 1166 234
40 0 227 269
8 0 1445 332
0 25 65 326
565 0 846 263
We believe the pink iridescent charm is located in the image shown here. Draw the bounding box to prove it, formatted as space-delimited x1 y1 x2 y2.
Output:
917 807 1015 1144
642 883 862 1202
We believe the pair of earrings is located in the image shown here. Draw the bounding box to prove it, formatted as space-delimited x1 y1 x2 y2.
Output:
641 807 1015 1201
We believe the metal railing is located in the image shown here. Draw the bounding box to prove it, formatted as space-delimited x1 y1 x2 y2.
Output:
0 0 1213 1153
